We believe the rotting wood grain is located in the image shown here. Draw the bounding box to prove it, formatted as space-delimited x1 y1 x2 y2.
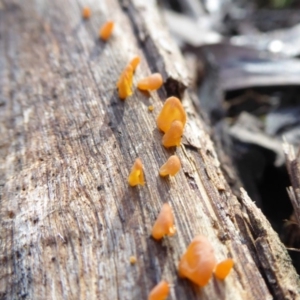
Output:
0 1 299 300
240 188 300 300
284 143 300 226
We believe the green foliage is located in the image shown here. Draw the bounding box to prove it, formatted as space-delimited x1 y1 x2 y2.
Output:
271 0 293 8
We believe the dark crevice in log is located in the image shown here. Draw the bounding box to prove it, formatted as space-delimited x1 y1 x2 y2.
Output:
164 77 187 99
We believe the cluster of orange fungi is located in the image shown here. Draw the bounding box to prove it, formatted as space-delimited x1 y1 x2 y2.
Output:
126 95 233 299
82 7 114 41
82 7 233 300
117 63 163 100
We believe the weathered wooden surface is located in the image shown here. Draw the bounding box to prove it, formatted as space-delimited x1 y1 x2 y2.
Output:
284 143 300 225
284 143 300 275
0 0 299 299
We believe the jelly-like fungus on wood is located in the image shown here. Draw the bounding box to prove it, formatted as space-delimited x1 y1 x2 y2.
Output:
99 21 114 41
214 258 234 280
82 7 91 19
148 280 170 300
159 155 181 177
162 120 183 148
117 64 134 100
151 203 176 240
117 57 139 88
129 256 137 264
156 96 186 133
130 56 141 72
128 158 145 186
148 105 154 112
117 64 131 88
137 73 163 91
178 235 217 287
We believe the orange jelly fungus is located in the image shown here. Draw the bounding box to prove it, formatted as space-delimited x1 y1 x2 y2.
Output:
137 73 163 91
214 258 234 280
99 21 114 41
130 56 141 72
129 256 137 264
117 64 134 100
128 158 145 186
159 155 181 177
157 97 187 133
82 7 91 19
148 105 154 112
162 120 183 148
152 203 176 240
148 280 170 300
178 235 217 287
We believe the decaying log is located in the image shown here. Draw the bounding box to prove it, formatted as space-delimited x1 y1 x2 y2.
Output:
284 143 300 225
0 0 299 299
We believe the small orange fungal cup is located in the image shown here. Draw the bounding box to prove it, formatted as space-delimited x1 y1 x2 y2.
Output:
148 280 170 300
129 256 137 264
138 73 163 91
82 7 91 19
178 235 217 287
151 203 176 240
116 57 139 100
159 155 181 177
162 120 183 148
156 96 186 133
214 258 234 280
128 158 145 186
130 56 141 72
117 64 134 100
99 21 114 41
